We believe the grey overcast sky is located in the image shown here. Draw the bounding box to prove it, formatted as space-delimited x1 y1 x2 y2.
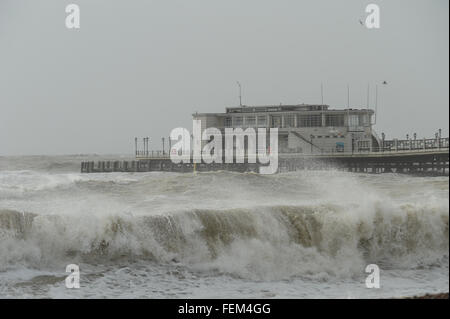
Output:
0 0 448 155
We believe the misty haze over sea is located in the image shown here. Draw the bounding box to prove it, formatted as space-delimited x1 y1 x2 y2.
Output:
0 0 448 300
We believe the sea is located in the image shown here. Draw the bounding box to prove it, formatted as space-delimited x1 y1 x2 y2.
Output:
0 155 448 298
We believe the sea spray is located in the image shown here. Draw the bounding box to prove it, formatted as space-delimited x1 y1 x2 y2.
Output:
1 202 447 280
0 157 448 297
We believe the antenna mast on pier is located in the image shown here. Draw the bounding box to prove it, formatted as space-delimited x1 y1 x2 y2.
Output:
321 83 324 105
366 83 370 109
347 84 350 108
237 81 242 107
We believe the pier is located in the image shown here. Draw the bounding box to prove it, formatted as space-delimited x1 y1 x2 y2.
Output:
81 137 449 175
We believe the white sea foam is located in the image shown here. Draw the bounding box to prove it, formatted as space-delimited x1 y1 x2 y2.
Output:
0 158 448 298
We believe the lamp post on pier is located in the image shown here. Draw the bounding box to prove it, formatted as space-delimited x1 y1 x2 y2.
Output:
143 137 149 157
162 137 165 155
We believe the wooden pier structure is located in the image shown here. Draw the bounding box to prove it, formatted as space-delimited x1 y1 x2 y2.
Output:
81 137 449 175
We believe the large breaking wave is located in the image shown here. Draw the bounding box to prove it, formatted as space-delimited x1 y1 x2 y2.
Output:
1 163 448 283
1 199 448 281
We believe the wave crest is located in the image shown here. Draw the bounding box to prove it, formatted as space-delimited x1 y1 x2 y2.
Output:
1 201 448 280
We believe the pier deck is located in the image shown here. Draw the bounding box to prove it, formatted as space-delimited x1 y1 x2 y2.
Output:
81 147 449 175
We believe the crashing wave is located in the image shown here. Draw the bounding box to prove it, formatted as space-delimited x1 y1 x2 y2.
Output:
1 202 448 281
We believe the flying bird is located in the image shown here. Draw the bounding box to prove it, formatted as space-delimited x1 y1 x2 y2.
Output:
359 19 365 26
382 81 388 85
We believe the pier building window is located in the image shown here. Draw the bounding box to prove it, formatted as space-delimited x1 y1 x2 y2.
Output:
234 116 243 127
225 117 232 127
359 114 369 126
298 114 322 127
257 116 267 127
348 114 359 127
271 116 282 128
325 114 345 127
284 114 295 128
245 116 256 127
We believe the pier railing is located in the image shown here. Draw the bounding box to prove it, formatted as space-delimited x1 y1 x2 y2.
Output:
134 137 449 159
82 136 448 174
379 137 449 152
135 150 167 158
